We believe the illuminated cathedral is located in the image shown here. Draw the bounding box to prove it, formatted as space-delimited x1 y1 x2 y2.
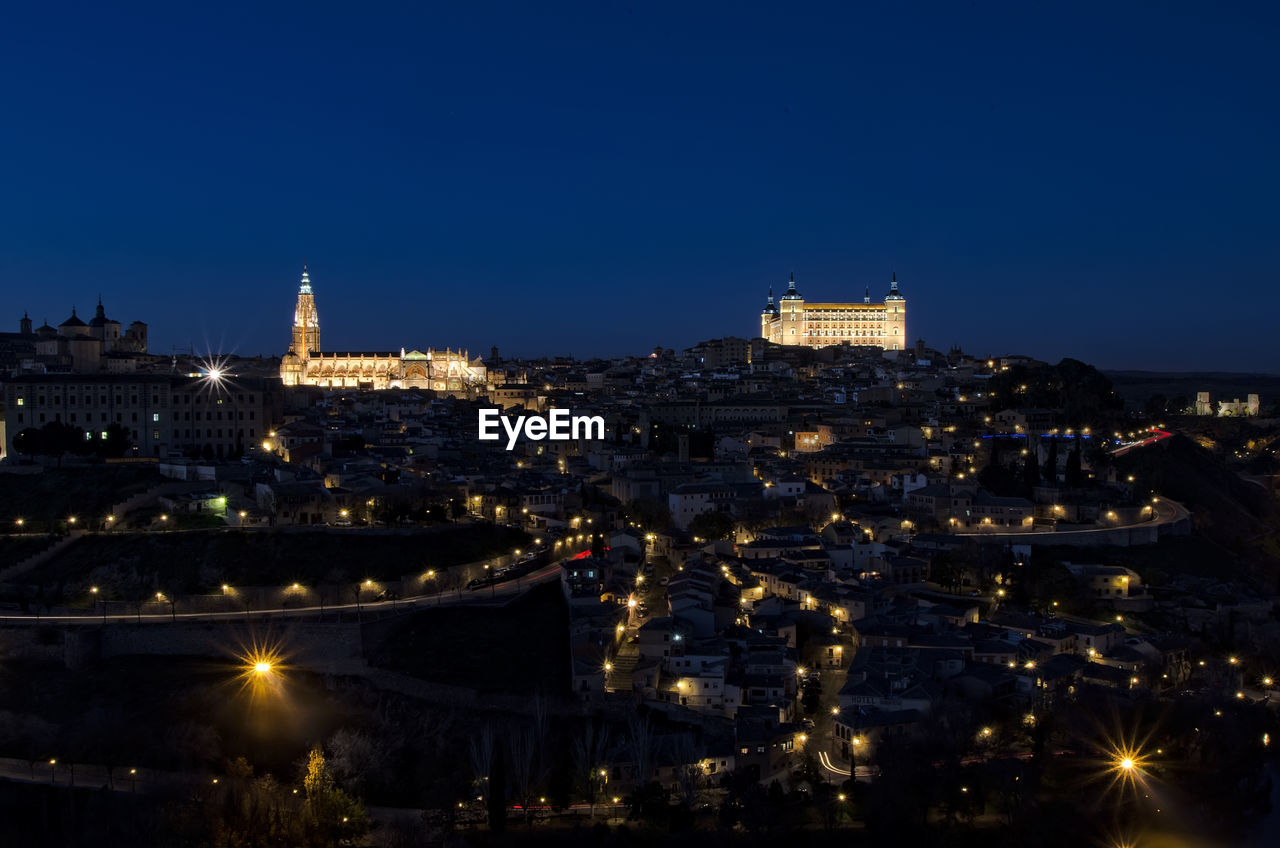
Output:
279 267 487 392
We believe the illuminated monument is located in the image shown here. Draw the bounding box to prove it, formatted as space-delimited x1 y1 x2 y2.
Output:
760 272 907 350
279 267 487 392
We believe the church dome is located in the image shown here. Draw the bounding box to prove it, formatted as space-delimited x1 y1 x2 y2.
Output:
60 308 87 328
89 298 111 327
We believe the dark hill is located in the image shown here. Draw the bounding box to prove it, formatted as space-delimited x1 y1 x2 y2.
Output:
1117 434 1280 583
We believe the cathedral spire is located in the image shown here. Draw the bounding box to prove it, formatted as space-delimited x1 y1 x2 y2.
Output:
864 286 871 304
299 264 313 294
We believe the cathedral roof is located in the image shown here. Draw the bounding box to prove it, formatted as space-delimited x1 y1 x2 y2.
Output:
60 308 87 328
89 297 113 327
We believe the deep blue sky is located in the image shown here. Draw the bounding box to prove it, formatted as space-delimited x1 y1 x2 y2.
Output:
2 2 1277 370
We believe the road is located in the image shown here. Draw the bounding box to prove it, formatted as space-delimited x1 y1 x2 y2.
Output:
0 561 563 625
1110 427 1172 457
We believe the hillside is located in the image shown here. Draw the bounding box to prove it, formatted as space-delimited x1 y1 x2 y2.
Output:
1117 433 1280 584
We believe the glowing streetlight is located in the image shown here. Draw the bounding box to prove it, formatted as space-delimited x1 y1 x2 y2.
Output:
254 661 272 675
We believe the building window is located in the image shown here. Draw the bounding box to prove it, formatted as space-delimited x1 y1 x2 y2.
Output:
152 413 160 422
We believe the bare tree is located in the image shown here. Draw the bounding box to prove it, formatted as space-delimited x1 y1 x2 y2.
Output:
626 713 656 791
670 732 706 810
468 724 495 805
570 720 612 818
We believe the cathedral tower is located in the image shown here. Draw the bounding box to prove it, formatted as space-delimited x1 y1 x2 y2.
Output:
290 266 320 357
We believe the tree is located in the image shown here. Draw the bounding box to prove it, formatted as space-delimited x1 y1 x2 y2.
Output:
571 720 612 818
1065 436 1083 487
624 498 672 532
931 552 964 594
670 733 706 812
1043 437 1059 485
687 510 734 541
468 724 495 807
486 744 508 833
13 421 85 464
304 746 371 845
625 714 656 800
94 423 132 458
507 700 551 826
1022 439 1041 490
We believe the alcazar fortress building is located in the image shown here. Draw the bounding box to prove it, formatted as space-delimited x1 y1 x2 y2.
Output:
760 272 906 350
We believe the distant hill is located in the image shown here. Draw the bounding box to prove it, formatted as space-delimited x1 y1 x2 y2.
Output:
1106 370 1280 411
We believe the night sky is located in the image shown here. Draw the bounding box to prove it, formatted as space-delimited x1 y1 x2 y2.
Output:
1 2 1276 370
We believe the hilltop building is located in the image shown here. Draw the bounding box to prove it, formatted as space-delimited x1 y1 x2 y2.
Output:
1 300 147 376
760 273 906 350
279 267 487 393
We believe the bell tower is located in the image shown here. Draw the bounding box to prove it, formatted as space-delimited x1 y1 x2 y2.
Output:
291 265 320 357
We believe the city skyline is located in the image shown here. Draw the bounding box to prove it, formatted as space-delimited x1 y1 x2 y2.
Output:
2 3 1277 368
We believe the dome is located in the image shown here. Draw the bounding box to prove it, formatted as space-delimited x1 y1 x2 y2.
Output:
89 298 111 327
60 308 87 328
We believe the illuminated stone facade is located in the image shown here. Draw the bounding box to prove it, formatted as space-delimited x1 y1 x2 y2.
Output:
279 268 487 392
760 273 906 350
